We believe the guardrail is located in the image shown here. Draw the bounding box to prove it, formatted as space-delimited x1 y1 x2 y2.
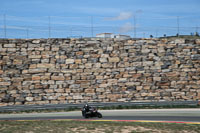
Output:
0 101 199 112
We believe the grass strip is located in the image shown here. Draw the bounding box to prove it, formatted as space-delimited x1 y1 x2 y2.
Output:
0 119 200 133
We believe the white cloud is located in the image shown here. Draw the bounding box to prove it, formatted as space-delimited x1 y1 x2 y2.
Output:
135 9 143 14
74 7 120 15
105 12 133 21
0 25 28 30
119 22 134 33
0 15 48 24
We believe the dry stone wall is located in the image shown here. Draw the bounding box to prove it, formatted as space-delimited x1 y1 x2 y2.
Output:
0 38 200 106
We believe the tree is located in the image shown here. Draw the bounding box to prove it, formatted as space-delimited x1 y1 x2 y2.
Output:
150 35 153 38
195 32 199 37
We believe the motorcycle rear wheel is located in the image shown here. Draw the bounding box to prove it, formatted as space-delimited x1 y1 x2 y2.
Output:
97 113 102 118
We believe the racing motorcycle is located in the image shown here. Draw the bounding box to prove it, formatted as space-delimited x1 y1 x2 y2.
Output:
81 107 102 118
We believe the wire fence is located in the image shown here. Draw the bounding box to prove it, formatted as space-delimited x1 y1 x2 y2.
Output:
0 15 199 39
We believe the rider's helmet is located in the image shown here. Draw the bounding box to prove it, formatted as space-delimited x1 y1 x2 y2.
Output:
84 103 90 110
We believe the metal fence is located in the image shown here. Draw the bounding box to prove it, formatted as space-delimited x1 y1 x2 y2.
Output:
0 101 198 112
0 15 199 39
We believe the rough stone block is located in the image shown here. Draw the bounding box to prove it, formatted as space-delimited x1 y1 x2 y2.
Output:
175 39 185 44
132 74 142 78
195 39 200 44
93 63 101 68
85 89 94 93
31 89 43 94
153 77 161 81
7 48 16 52
123 73 132 78
29 64 37 69
32 76 41 80
141 93 148 97
125 82 135 86
109 57 120 63
26 97 34 102
118 78 127 83
100 58 108 63
32 40 40 44
0 82 11 86
142 49 150 53
96 88 105 92
85 63 92 68
13 60 23 65
143 61 153 66
75 59 82 64
51 76 65 81
37 64 55 68
58 96 66 100
197 93 200 99
144 86 151 90
117 98 126 102
107 47 113 51
0 70 3 74
66 59 75 64
41 80 55 85
29 55 42 59
99 84 108 88
0 103 8 106
73 95 83 99
108 79 118 84
136 86 143 90
40 75 50 80
55 89 65 93
102 63 112 68
96 76 103 79
76 51 84 55
44 89 54 93
28 68 47 73
4 44 15 48
132 62 142 66
52 47 59 51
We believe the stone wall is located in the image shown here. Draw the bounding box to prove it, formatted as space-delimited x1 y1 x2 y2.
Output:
0 38 200 106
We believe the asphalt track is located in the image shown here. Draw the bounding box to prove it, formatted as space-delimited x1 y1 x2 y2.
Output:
0 109 200 124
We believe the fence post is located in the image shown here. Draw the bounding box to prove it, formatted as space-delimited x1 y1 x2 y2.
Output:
4 14 7 38
48 16 51 38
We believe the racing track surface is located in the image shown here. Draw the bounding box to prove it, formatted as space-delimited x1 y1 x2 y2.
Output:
0 109 200 123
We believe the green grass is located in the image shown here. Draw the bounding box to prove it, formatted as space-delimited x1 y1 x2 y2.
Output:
0 107 80 114
0 120 200 133
99 104 200 110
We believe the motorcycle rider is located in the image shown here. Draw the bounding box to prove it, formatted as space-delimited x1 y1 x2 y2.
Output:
81 103 102 118
82 104 92 117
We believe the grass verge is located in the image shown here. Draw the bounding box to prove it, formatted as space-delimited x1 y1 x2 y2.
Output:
0 120 200 133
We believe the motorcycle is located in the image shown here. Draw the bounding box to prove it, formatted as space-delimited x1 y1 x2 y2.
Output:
81 107 102 118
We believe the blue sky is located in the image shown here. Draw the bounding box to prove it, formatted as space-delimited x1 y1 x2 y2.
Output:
0 0 200 38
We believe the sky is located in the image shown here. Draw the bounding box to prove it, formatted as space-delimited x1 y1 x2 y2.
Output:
0 0 200 38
